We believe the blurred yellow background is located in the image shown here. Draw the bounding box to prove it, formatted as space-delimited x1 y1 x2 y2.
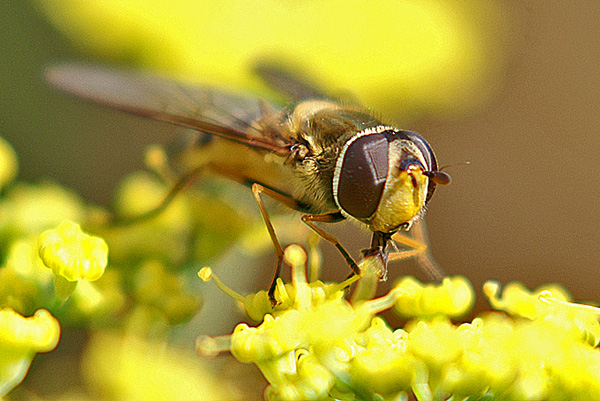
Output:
1 0 599 316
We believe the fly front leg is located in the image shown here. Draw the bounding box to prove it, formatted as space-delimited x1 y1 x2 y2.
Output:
251 183 305 305
387 232 427 261
400 219 445 282
387 219 445 282
301 213 360 276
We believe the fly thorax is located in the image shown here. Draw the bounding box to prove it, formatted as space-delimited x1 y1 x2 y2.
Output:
288 100 342 136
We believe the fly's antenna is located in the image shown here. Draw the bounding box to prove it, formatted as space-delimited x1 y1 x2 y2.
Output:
423 161 470 185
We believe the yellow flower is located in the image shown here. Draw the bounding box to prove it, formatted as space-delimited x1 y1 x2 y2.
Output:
199 245 600 400
201 245 423 400
393 275 474 319
0 182 85 243
0 239 53 316
82 332 241 401
0 308 60 397
38 220 108 282
484 280 571 320
440 283 600 400
198 244 360 323
0 137 18 190
485 281 600 346
346 318 419 397
229 286 406 400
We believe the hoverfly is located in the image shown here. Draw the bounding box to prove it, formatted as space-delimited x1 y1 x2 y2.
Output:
46 63 451 303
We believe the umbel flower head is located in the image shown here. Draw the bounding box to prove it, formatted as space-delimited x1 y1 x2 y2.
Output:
198 244 600 401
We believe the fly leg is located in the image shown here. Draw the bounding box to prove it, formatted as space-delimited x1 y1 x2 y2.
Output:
250 183 306 304
301 213 360 276
387 233 427 261
202 163 307 305
389 219 445 282
251 185 360 303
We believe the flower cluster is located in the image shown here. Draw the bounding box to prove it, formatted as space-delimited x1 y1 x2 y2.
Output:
0 139 210 396
199 245 600 401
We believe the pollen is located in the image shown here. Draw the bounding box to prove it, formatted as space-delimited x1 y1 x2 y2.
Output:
197 266 213 282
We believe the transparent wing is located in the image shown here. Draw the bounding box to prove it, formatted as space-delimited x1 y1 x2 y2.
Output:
253 62 329 102
46 64 292 155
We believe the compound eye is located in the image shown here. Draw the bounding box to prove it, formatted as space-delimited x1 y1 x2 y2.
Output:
400 130 439 204
401 130 436 172
335 133 389 219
